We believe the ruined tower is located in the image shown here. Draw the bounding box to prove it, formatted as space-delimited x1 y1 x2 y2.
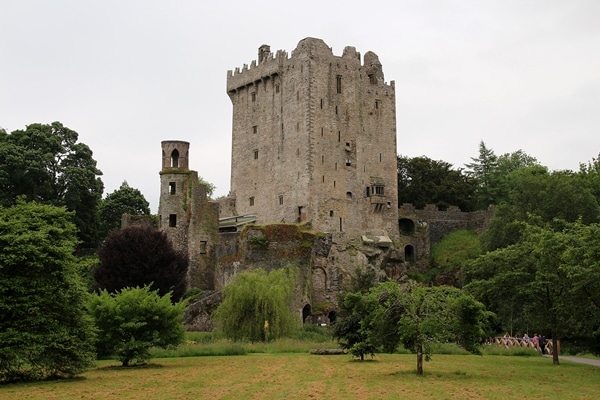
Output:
158 140 219 290
226 38 399 239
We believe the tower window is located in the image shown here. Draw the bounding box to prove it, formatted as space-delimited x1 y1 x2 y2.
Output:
251 92 256 102
346 160 351 166
199 241 207 254
375 100 381 109
275 84 280 93
330 210 334 217
253 125 258 134
253 149 259 160
336 75 342 94
279 195 284 205
249 196 255 206
320 99 323 109
169 182 176 195
170 149 179 168
346 192 353 199
169 214 177 227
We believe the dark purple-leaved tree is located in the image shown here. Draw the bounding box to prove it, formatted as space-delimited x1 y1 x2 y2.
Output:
94 225 188 302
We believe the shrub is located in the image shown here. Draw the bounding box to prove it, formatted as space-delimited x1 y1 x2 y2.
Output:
88 286 185 366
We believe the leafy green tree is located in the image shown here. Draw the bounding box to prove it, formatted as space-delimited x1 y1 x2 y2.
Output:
0 201 96 382
93 225 188 301
366 281 489 375
88 286 185 366
98 181 151 239
0 122 104 247
509 167 599 224
397 155 476 211
198 176 216 198
482 166 599 252
333 267 381 360
578 154 600 204
214 267 298 342
465 220 600 363
562 222 600 354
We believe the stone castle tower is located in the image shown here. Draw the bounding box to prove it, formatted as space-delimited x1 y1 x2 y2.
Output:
158 140 219 289
226 37 399 239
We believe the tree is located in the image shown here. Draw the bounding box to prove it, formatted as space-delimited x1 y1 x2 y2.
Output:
198 176 216 198
0 122 104 247
214 267 298 342
365 281 489 375
88 286 185 366
464 220 600 363
465 141 499 209
0 201 96 382
397 155 477 211
93 225 188 302
481 166 599 252
333 267 381 360
98 181 151 239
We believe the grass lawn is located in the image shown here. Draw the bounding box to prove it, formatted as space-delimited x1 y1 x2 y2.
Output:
1 352 599 399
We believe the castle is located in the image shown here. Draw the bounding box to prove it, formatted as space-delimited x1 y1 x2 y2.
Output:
225 38 398 238
154 38 492 328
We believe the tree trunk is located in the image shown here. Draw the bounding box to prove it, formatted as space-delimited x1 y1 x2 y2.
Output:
416 344 423 376
552 337 560 365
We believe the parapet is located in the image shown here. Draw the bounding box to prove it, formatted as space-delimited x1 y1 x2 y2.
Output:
226 46 288 93
227 37 392 94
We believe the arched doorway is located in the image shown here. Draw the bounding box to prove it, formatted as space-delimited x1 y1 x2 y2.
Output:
302 304 312 324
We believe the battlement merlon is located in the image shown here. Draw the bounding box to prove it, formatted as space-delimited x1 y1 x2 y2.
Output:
226 48 288 94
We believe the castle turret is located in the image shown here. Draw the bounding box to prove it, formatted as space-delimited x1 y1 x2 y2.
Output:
158 140 219 290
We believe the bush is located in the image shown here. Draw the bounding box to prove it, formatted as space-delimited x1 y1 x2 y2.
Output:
88 286 186 366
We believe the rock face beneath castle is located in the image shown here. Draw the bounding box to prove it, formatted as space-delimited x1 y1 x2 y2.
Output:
225 37 399 239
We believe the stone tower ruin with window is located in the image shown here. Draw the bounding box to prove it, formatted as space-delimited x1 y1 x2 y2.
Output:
158 140 219 289
225 37 399 239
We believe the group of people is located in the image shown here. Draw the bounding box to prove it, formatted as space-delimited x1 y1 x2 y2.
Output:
500 332 547 353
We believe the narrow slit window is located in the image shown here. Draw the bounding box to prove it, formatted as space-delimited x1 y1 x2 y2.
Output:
249 196 255 206
251 92 256 102
169 214 177 227
279 195 284 205
253 125 258 134
336 75 342 94
253 149 259 160
169 182 176 195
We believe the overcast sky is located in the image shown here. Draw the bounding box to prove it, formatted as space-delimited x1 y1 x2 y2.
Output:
2 0 599 212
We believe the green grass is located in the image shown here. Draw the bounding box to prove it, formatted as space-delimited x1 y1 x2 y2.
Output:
2 352 599 399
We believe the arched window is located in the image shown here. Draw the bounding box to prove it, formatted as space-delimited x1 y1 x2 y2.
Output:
170 149 179 168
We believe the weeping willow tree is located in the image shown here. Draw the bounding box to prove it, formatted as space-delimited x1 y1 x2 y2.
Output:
214 266 298 342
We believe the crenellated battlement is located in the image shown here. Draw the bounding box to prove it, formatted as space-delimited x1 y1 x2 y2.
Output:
226 48 288 93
